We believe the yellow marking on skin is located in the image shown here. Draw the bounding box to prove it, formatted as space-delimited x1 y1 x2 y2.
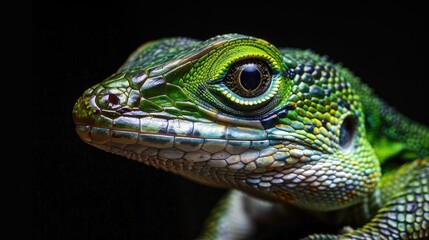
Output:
349 161 359 166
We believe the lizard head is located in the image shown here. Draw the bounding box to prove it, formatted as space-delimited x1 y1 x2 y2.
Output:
73 34 381 211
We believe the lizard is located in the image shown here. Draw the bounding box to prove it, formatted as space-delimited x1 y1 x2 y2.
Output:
72 33 429 239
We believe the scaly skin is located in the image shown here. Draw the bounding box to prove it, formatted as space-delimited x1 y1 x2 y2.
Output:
72 34 429 239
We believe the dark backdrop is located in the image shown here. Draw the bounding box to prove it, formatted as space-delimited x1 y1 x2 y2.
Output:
34 2 428 240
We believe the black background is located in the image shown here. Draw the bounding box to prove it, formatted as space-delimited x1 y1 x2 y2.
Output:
34 1 428 240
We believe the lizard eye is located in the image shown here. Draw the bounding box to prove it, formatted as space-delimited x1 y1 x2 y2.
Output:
339 115 356 150
225 59 272 97
208 58 281 114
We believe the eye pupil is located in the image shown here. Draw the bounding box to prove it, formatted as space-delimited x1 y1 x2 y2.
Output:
240 66 262 91
224 59 271 98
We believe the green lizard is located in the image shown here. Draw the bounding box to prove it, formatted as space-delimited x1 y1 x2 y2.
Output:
72 34 429 239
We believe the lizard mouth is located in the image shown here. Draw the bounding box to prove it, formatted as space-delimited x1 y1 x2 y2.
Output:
75 119 324 168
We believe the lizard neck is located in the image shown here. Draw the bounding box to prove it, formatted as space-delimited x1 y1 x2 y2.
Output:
296 189 383 228
355 83 429 163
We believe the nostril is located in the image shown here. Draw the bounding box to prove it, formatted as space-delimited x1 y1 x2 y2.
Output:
108 94 120 105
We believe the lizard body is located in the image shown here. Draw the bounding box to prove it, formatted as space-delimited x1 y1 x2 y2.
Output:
72 34 429 239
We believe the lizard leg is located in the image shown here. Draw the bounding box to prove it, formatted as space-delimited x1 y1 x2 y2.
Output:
196 189 292 240
304 158 429 240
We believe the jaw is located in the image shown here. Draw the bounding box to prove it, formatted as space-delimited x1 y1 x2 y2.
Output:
75 124 380 211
